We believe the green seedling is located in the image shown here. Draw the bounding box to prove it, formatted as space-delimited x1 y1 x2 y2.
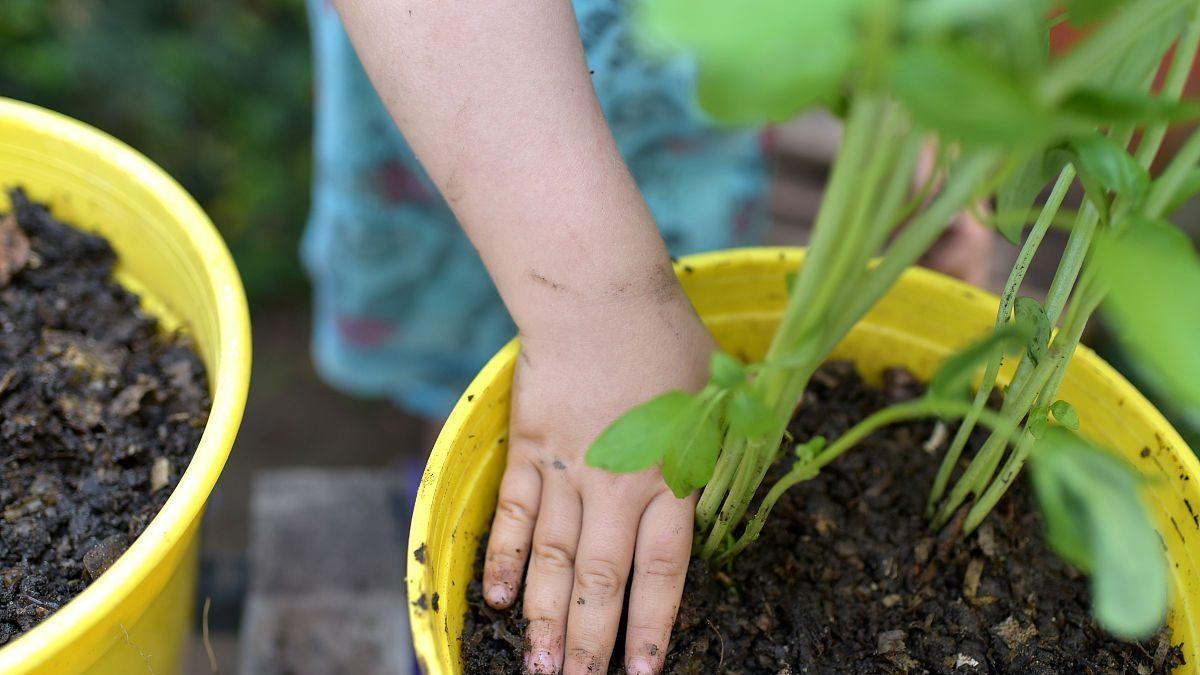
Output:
588 0 1200 640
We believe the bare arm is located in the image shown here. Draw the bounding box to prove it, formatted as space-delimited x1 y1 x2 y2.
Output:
333 2 710 673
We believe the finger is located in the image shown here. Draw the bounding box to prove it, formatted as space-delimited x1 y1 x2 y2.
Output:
483 454 542 608
523 484 582 674
562 498 640 675
624 492 695 675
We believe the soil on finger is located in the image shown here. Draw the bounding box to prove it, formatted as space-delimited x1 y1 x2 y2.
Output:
461 362 1184 673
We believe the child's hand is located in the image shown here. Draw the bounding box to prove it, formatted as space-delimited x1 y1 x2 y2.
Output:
482 283 713 675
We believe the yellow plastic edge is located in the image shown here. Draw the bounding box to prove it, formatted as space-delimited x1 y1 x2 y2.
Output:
408 247 1200 674
0 98 251 674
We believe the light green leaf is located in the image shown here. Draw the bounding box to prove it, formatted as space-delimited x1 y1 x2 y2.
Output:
930 324 1034 400
1029 429 1167 639
662 407 724 498
586 391 697 473
891 44 1053 144
1161 168 1200 216
1014 296 1050 365
710 351 747 389
1095 218 1200 412
794 435 827 463
1028 405 1050 439
728 388 778 437
640 0 859 123
1050 400 1080 431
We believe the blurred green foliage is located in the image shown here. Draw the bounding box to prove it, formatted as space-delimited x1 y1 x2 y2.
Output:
0 0 313 303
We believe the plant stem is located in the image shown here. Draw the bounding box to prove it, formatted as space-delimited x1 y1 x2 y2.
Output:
1040 0 1190 103
1135 6 1200 169
1146 125 1200 217
719 398 1019 561
962 275 1108 531
926 165 1075 514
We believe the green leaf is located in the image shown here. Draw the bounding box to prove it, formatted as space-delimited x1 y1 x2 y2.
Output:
728 388 777 437
1069 134 1150 207
1029 429 1167 639
662 407 724 498
794 435 827 462
1095 218 1200 412
1013 297 1050 365
929 324 1034 400
784 270 799 296
891 44 1053 144
1027 406 1050 439
995 151 1052 244
1061 89 1200 126
586 391 697 473
1050 400 1080 431
640 0 859 123
710 351 747 389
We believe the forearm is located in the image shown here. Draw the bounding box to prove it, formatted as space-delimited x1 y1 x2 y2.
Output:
333 0 678 340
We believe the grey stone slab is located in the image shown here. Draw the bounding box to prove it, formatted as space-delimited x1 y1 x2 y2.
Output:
246 469 409 595
239 593 412 675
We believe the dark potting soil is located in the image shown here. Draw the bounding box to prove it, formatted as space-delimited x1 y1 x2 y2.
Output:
0 189 210 646
461 362 1185 674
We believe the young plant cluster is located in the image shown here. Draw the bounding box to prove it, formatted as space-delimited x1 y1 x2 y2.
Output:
588 0 1200 640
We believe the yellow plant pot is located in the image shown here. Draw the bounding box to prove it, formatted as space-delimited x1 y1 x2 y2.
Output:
408 247 1200 673
0 99 250 674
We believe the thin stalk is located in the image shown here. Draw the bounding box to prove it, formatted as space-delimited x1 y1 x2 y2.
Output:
927 165 1075 513
719 398 1020 561
931 347 1061 528
1135 4 1200 170
963 276 1108 531
822 152 1002 354
1146 125 1200 217
1040 0 1190 103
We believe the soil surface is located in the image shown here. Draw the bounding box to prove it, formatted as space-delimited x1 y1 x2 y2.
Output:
0 189 210 645
462 362 1185 674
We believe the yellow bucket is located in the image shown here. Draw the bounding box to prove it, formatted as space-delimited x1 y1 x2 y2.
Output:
0 99 251 674
408 247 1200 673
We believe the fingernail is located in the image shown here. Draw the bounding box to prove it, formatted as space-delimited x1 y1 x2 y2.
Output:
525 649 556 674
485 583 511 607
627 657 654 675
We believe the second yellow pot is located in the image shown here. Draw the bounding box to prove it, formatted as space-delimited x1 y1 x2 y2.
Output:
408 247 1200 674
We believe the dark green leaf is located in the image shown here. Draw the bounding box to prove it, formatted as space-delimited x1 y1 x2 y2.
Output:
1029 429 1167 639
784 270 799 296
587 391 697 473
1014 297 1050 365
640 0 859 123
1050 400 1080 431
1095 218 1200 412
1066 0 1122 25
929 324 1034 400
1061 90 1200 126
891 44 1053 144
710 352 747 389
1069 134 1150 208
728 389 778 437
662 407 723 498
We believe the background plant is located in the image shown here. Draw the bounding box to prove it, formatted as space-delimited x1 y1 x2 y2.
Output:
0 0 312 302
589 0 1200 640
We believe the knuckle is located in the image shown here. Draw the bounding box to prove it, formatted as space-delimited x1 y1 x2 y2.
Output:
531 539 575 572
574 558 625 597
495 495 537 528
636 554 687 582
